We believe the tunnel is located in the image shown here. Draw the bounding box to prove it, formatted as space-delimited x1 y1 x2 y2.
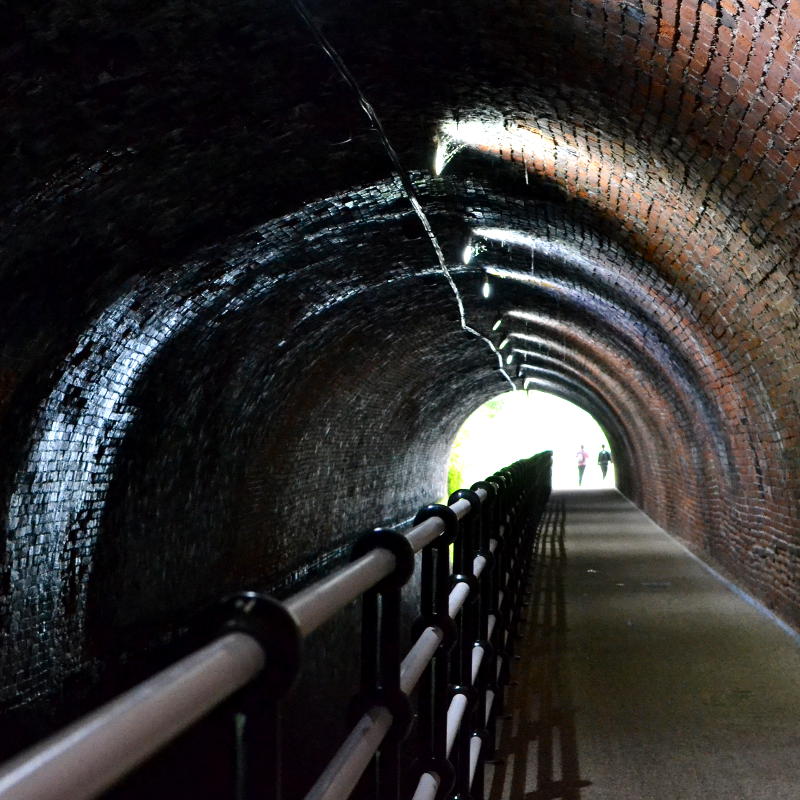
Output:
1 0 799 795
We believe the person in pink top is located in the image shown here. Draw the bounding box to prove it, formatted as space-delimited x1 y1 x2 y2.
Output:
576 445 589 485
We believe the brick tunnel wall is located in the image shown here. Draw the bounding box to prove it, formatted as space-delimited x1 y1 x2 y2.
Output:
1 0 799 783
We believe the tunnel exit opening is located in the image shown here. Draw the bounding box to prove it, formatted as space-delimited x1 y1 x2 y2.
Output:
447 390 615 492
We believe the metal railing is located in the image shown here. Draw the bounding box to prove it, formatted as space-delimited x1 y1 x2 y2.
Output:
0 452 552 800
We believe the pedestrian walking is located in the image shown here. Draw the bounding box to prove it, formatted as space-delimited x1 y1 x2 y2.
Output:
598 445 612 479
576 445 589 485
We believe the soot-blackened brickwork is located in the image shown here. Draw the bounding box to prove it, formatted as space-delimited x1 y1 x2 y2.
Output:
1 0 799 780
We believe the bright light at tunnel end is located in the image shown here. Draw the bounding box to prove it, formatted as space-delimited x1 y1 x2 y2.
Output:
447 390 615 493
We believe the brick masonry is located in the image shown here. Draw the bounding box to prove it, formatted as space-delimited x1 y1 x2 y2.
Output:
0 0 799 786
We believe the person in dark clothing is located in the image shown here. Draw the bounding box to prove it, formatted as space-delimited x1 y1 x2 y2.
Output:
598 445 612 478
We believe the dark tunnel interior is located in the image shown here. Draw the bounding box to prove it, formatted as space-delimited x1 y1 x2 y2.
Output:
1 0 799 792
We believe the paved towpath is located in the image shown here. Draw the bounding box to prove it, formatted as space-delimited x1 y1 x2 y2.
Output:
487 489 800 800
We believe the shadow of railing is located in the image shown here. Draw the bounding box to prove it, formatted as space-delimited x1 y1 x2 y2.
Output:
487 499 591 800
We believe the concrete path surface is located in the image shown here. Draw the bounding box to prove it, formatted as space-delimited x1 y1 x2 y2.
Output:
487 489 800 800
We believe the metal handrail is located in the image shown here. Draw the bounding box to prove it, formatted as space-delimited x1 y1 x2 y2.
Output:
0 453 552 800
304 542 497 800
0 633 265 800
286 493 481 638
305 460 551 800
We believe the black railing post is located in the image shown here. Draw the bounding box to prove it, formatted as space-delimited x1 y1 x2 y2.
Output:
476 478 508 768
503 464 531 677
350 528 415 800
469 479 499 790
448 489 482 799
489 472 511 699
217 592 303 800
412 504 459 798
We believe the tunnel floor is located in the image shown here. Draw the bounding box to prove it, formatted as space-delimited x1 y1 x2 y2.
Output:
486 490 800 800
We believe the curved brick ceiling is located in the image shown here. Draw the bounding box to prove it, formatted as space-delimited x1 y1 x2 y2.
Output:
1 0 799 723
